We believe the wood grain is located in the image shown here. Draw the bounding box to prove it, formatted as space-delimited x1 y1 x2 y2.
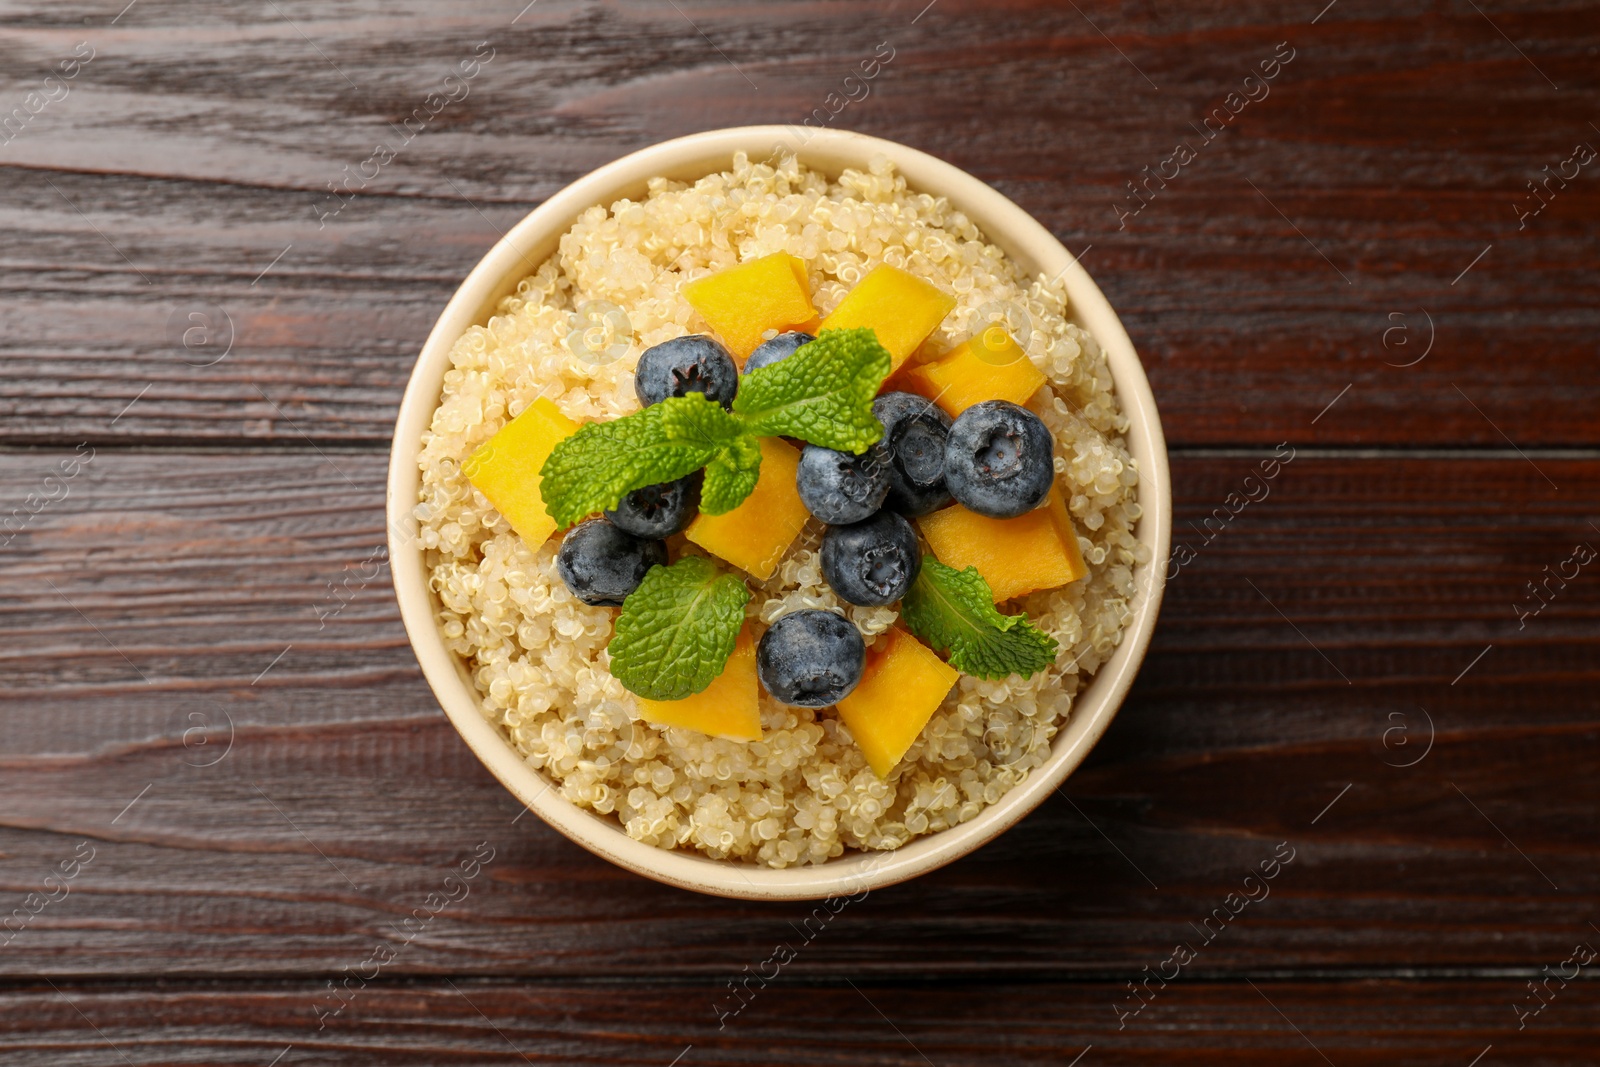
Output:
2 979 1594 1065
3 0 1598 1059
0 0 1595 445
2 451 1594 979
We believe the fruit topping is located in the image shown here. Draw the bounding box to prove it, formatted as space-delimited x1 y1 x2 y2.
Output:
899 327 1047 417
636 624 762 741
872 391 953 517
684 436 809 581
816 263 956 373
756 609 866 707
796 442 892 524
820 510 922 607
943 400 1054 518
463 396 580 550
556 518 668 606
744 330 815 373
604 472 702 539
634 335 739 409
917 489 1086 603
834 627 961 777
683 252 817 363
543 330 895 533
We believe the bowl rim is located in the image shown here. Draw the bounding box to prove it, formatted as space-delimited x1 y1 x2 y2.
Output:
387 125 1170 901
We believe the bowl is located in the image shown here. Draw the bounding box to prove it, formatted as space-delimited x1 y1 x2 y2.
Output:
387 126 1170 900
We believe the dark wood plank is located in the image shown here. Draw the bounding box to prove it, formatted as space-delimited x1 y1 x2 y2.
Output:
2 449 1596 978
1 0 1596 445
2 978 1594 1065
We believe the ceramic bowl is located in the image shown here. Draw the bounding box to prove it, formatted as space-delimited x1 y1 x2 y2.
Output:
387 126 1170 900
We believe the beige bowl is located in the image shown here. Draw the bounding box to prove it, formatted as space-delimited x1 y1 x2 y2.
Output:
387 126 1170 900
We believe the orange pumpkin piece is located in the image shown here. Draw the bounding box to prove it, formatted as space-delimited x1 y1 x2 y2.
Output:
817 264 956 373
636 625 762 742
900 327 1047 417
683 252 818 364
835 627 961 778
917 489 1087 602
684 437 808 581
462 397 581 550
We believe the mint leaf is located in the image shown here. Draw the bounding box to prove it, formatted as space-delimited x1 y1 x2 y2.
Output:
901 556 1058 680
539 394 749 527
700 433 762 515
609 555 751 700
733 327 891 452
659 392 747 452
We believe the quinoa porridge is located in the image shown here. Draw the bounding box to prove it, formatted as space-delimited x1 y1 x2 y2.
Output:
415 151 1148 868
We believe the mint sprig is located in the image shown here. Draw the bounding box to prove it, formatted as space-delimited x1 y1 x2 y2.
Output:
734 327 891 452
608 555 751 700
701 433 763 514
538 394 742 528
901 556 1059 680
538 329 892 524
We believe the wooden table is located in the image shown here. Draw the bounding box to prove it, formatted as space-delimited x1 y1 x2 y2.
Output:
3 1 1597 1062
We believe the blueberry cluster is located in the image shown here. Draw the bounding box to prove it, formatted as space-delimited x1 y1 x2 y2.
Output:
556 335 737 605
780 393 1056 705
557 471 704 607
800 394 1055 608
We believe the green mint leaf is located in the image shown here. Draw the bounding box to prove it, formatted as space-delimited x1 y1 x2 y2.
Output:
733 327 891 453
539 394 745 528
659 392 747 451
901 556 1059 680
700 433 763 515
609 555 751 701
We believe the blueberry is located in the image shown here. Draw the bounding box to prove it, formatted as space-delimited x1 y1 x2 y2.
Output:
744 331 814 374
820 511 922 607
556 518 667 606
796 442 892 524
604 472 701 539
872 391 953 516
634 335 739 409
756 610 866 707
944 400 1055 518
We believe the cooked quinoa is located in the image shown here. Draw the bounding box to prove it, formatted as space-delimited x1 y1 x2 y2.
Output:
415 152 1148 868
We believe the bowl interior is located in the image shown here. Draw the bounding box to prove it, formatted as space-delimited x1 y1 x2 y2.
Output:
387 126 1170 900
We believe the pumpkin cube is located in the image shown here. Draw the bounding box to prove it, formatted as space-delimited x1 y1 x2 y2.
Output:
637 625 762 742
463 396 580 550
918 489 1087 602
818 264 956 373
683 252 818 364
900 328 1047 417
684 436 808 581
835 627 960 778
